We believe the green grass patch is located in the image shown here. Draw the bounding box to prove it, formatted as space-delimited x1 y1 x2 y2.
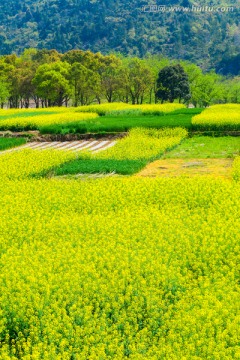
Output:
55 159 146 176
40 109 202 134
163 136 240 159
0 138 26 151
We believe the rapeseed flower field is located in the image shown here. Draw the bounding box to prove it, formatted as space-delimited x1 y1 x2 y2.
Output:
192 104 240 130
0 149 78 180
0 174 239 359
0 107 74 118
76 103 185 115
97 128 187 161
0 112 98 131
0 102 239 358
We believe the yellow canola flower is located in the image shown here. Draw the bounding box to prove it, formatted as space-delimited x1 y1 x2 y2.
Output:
232 156 240 181
0 130 239 359
192 104 240 127
0 149 78 180
0 107 75 118
0 177 239 358
131 103 185 113
0 112 98 130
75 102 130 114
97 127 187 161
76 102 185 115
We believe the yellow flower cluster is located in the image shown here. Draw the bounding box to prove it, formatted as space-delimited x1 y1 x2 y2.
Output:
0 107 75 118
76 102 129 114
0 149 77 180
232 156 240 181
97 128 187 161
0 173 239 359
76 102 185 115
192 104 240 128
0 112 98 130
132 103 185 114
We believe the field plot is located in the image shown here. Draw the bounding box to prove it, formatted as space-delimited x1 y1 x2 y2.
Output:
0 149 78 180
137 158 234 179
0 137 26 151
0 112 98 132
0 174 239 358
53 128 187 176
163 136 240 159
0 105 201 134
0 107 73 120
75 103 186 116
138 136 240 179
192 104 240 131
0 102 239 359
67 111 196 134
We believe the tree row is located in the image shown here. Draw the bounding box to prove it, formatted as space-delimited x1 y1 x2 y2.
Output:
0 49 239 108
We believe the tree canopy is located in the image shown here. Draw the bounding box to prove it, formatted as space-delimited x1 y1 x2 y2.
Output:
0 49 238 108
156 65 191 103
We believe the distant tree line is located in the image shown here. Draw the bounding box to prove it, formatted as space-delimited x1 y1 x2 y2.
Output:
0 48 239 109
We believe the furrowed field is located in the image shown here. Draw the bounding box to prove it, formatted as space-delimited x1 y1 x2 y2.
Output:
0 103 239 359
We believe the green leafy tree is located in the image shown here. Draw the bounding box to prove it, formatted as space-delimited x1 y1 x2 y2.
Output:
124 58 154 104
70 63 101 106
99 55 123 103
156 64 191 103
145 56 170 103
33 62 71 107
0 81 10 108
0 56 21 108
191 72 223 107
226 77 240 103
180 62 203 106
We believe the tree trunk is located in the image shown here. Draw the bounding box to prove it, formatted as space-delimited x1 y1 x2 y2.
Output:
149 88 153 104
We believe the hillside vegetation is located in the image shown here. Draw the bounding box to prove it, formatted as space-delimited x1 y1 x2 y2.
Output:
0 0 239 72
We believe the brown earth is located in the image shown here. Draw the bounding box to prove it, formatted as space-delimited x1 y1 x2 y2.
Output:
0 131 127 142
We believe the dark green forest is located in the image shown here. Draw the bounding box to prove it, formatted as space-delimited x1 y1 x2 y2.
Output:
0 0 239 74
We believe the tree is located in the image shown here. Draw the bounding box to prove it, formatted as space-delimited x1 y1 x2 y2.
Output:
124 58 153 104
33 62 71 107
32 49 62 64
99 55 123 103
156 64 191 103
0 81 9 108
180 61 203 106
69 63 101 106
145 55 170 103
190 72 223 107
225 77 240 103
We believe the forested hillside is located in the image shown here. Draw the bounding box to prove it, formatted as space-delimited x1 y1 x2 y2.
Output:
0 0 239 73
